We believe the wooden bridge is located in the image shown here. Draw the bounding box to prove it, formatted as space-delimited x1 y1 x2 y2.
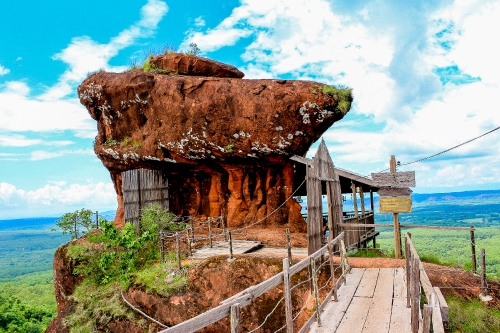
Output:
158 232 448 333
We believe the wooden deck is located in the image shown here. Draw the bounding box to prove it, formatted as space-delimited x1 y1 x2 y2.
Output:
310 268 411 333
188 240 262 259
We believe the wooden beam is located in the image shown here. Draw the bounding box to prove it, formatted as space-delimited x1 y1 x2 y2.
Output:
290 155 310 165
334 168 375 187
307 157 323 255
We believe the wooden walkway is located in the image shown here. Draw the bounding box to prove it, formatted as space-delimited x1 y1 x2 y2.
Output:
310 267 411 333
188 240 262 259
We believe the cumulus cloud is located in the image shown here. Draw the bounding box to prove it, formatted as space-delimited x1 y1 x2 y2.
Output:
42 0 169 101
183 0 500 190
0 181 116 219
0 65 9 76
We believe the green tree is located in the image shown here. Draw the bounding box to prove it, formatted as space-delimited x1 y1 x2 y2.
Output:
54 209 95 239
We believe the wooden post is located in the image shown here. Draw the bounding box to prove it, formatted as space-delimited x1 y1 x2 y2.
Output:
160 232 165 263
222 216 227 241
230 303 241 333
186 229 192 257
327 243 338 301
310 258 322 327
390 155 402 259
351 181 359 220
96 211 99 229
74 215 78 239
228 229 234 260
340 239 347 285
208 218 213 248
286 228 292 265
370 190 374 212
359 186 365 216
470 226 477 274
176 232 181 269
190 216 194 243
422 304 432 333
282 258 294 333
411 255 420 333
307 157 323 255
480 248 488 297
406 232 411 308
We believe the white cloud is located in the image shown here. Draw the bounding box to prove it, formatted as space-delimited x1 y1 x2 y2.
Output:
0 65 9 76
30 149 94 161
0 134 73 147
0 181 116 219
42 0 168 101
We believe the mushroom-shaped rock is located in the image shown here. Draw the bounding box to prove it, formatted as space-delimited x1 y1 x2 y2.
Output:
78 67 352 230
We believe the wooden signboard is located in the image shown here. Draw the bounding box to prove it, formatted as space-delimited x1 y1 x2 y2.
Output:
371 171 416 187
377 186 413 197
380 196 412 213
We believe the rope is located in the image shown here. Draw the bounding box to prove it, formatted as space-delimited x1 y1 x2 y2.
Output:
121 291 168 328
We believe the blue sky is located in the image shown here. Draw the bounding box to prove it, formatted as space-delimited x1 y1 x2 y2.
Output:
1 0 500 218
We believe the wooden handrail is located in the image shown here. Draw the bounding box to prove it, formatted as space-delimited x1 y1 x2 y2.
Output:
159 232 349 333
405 233 447 333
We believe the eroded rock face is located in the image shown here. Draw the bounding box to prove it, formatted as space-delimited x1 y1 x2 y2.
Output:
78 59 350 228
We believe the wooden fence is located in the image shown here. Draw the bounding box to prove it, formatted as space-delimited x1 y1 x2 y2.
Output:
339 212 377 249
122 169 169 228
158 232 350 333
405 233 448 333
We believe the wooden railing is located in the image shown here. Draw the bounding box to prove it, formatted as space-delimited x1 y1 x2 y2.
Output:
158 232 350 333
339 212 377 249
405 233 448 333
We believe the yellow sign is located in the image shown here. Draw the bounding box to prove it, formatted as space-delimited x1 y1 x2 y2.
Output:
379 196 412 213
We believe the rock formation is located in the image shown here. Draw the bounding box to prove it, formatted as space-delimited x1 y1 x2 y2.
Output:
78 54 352 230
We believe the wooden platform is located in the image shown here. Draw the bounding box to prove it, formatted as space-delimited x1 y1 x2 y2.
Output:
310 268 411 333
189 240 262 259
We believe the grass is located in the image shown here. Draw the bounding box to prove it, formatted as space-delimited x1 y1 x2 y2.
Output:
447 296 500 333
312 84 353 114
65 280 141 333
348 248 385 258
132 262 189 296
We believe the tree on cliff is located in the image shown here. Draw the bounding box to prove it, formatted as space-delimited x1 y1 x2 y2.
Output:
54 208 97 239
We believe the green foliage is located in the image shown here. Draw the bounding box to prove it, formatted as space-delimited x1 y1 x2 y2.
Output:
447 296 500 333
68 221 159 286
225 143 234 153
377 227 500 278
0 292 54 333
64 281 139 333
54 209 96 239
132 262 188 296
140 202 184 235
319 85 353 114
103 138 118 146
119 137 142 149
141 55 174 75
0 271 57 333
348 248 384 258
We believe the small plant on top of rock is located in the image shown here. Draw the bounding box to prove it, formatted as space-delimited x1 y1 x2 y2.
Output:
186 42 201 56
319 85 353 114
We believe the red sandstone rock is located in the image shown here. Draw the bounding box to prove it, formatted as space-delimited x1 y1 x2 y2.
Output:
78 69 351 228
149 53 245 78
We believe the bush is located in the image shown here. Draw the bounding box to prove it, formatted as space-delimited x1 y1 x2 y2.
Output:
140 202 185 237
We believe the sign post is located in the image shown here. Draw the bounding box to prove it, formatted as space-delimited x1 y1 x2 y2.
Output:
372 155 416 259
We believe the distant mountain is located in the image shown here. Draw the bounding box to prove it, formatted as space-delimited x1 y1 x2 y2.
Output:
411 189 500 204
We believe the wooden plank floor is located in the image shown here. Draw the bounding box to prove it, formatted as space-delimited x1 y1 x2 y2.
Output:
188 240 262 259
310 268 412 333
